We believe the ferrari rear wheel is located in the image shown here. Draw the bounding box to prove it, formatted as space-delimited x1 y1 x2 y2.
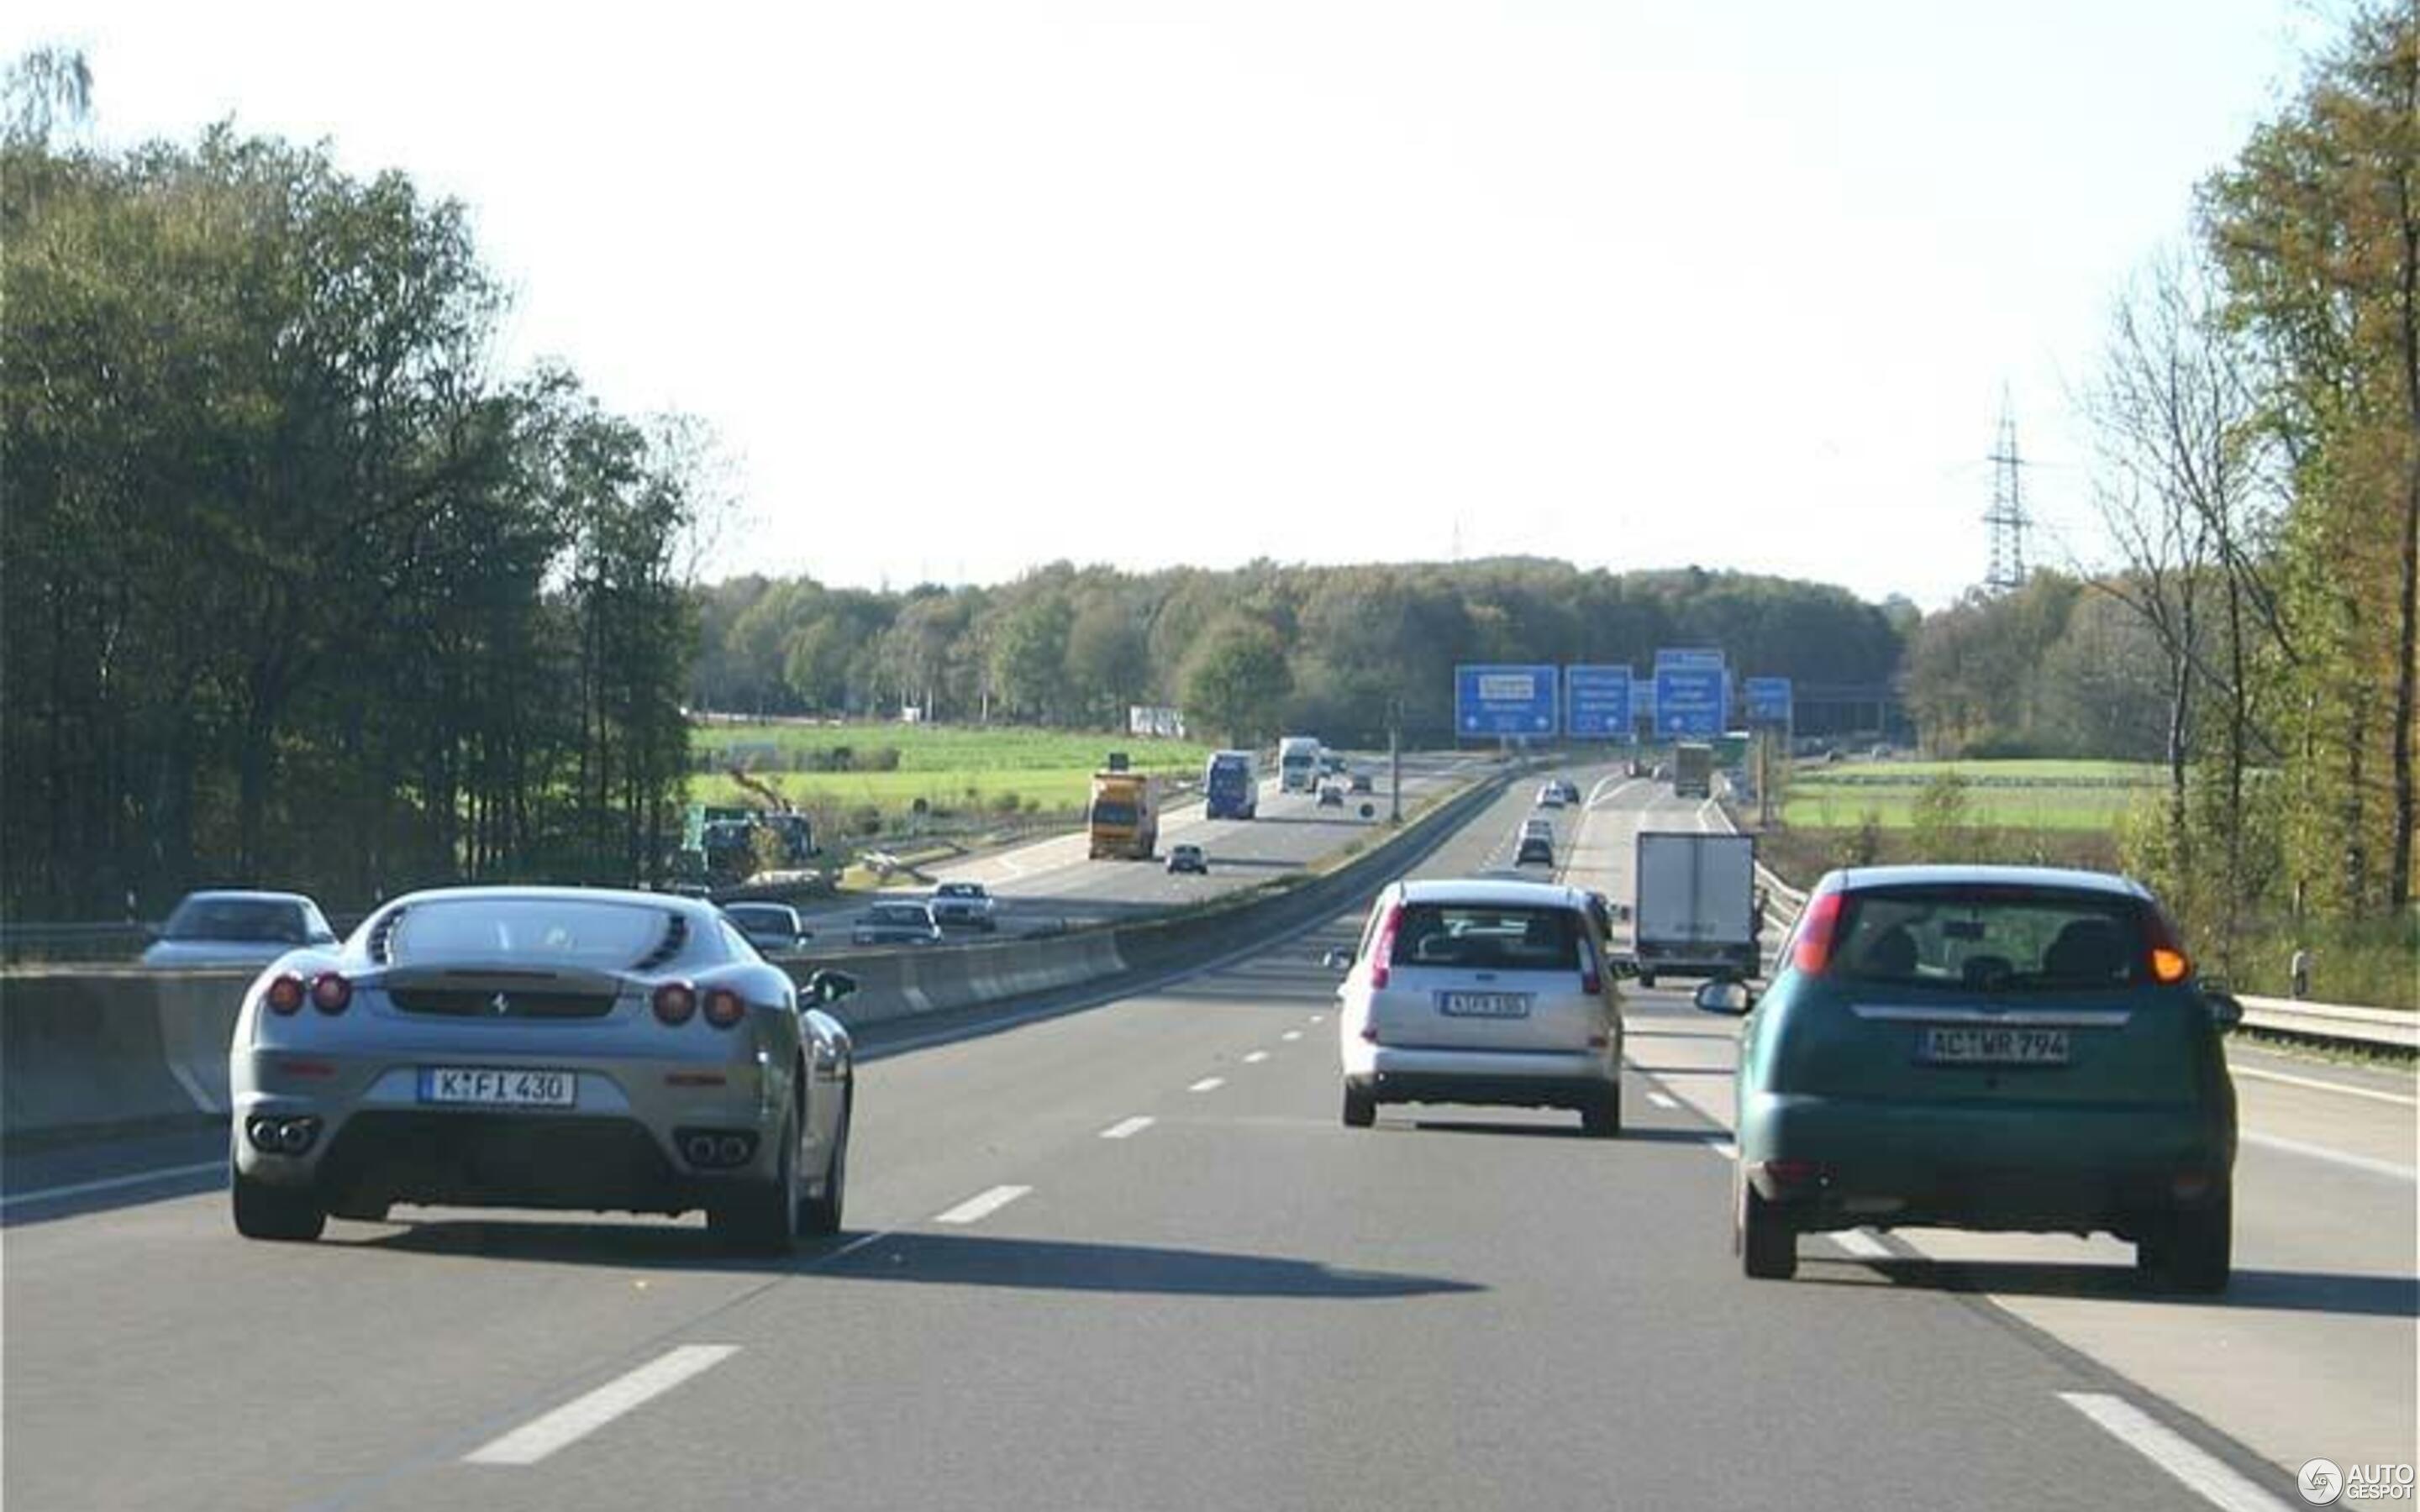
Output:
231 1164 327 1242
800 1089 850 1236
712 1107 799 1255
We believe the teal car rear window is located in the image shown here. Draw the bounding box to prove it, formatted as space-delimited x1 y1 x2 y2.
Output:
1832 888 2149 992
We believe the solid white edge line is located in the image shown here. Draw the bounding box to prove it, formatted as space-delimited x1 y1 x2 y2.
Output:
2231 1064 2417 1108
1829 1229 1891 1261
0 1160 227 1210
2057 1392 2290 1512
1099 1116 1155 1140
1242 1051 1270 1063
2240 1131 2418 1184
932 1184 1033 1226
1645 1091 1680 1110
1188 1076 1225 1093
465 1345 739 1467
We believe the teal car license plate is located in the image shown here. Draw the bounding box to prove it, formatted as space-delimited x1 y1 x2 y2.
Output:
1918 1026 2070 1066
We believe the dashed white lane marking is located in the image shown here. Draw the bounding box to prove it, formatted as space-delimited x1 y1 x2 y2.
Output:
2231 1064 2417 1108
933 1184 1033 1226
0 1161 226 1210
465 1346 739 1466
2242 1131 2417 1184
1243 1051 1270 1064
1829 1230 1891 1261
1645 1091 1679 1110
1308 1015 1325 1025
2057 1393 2288 1512
1188 1077 1225 1093
1281 1031 1303 1042
1099 1116 1155 1140
1712 1142 1737 1160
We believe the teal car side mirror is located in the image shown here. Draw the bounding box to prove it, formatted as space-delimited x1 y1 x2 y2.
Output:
1693 979 1754 1016
2196 981 2244 1030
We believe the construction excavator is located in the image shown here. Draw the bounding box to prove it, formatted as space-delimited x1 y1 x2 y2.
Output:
688 767 818 885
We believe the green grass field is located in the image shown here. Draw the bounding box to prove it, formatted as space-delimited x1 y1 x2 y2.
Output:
687 720 1215 817
1782 758 2160 832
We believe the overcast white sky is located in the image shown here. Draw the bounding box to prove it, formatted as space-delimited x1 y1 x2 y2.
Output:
9 1 2326 606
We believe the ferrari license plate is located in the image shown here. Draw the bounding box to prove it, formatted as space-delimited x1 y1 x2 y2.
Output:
418 1066 578 1108
1439 991 1531 1018
1918 1027 2070 1066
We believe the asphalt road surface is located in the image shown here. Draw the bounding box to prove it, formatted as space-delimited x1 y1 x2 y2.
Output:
3 763 2411 1510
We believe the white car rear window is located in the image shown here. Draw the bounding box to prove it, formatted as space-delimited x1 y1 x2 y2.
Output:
1395 905 1578 971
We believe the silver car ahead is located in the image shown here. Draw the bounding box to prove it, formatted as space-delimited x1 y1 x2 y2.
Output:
228 886 856 1253
145 889 339 969
722 900 811 955
853 900 943 947
1330 879 1623 1136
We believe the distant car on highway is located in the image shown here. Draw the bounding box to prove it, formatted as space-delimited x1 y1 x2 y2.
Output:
928 880 999 932
1348 770 1374 794
1516 831 1555 866
1534 783 1565 809
721 901 811 955
143 890 338 969
1165 843 1208 874
1328 878 1623 1135
1317 784 1345 808
227 886 858 1251
1700 864 2238 1292
852 900 943 948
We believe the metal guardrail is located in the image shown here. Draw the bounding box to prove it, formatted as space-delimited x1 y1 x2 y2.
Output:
2235 996 2417 1053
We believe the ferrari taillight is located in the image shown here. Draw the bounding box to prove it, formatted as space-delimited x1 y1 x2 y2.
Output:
702 987 746 1029
652 982 697 1026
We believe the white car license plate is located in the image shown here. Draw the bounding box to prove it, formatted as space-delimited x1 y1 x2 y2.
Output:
1918 1027 2070 1066
418 1067 578 1108
1439 991 1532 1018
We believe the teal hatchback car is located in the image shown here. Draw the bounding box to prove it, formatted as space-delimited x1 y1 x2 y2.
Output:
1698 865 2240 1292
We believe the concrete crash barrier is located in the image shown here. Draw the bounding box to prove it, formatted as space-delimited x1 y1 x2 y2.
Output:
2 967 253 1139
780 769 1514 1037
0 766 1520 1142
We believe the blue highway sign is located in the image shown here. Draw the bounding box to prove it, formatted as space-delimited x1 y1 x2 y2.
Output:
1455 664 1558 736
1565 665 1635 740
1653 666 1727 739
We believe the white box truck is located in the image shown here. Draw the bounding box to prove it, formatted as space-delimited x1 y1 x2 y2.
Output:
1276 736 1320 794
1632 830 1760 986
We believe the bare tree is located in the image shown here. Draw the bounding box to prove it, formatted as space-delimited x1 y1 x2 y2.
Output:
2086 248 2281 957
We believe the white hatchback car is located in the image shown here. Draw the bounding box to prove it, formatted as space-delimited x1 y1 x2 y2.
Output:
1328 879 1623 1135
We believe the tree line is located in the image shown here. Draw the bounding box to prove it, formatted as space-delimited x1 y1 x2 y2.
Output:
688 559 1910 748
1902 6 2419 979
2 54 703 919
